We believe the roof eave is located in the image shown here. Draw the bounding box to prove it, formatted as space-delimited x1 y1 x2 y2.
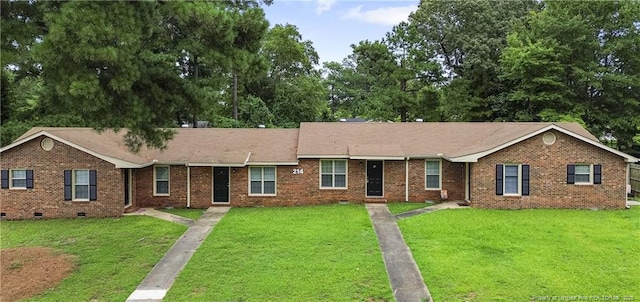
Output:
297 154 350 159
0 130 146 168
450 124 640 163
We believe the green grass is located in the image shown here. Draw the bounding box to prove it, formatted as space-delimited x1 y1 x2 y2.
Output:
1 217 187 301
387 202 434 215
398 208 640 301
165 204 392 301
158 208 206 220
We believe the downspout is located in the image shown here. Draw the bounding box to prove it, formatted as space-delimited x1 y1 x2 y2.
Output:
186 164 191 208
465 162 470 201
626 163 630 202
405 157 409 202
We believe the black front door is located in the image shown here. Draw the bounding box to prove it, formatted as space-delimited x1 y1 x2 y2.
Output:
213 167 229 203
367 161 383 197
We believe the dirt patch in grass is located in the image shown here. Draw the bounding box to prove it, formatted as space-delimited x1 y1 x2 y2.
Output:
1 247 75 302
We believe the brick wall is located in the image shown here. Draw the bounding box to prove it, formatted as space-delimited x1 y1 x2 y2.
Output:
135 165 188 208
471 130 627 209
190 166 213 208
228 159 464 207
0 135 124 219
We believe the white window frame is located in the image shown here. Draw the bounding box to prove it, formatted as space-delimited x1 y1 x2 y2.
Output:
9 169 27 189
574 164 592 185
425 160 442 190
319 160 348 189
73 169 90 201
154 165 170 196
248 166 277 196
503 164 522 196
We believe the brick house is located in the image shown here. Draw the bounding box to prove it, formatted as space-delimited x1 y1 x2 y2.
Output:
1 122 637 219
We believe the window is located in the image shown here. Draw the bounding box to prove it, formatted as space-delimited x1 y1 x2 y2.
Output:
496 164 530 196
1 169 33 189
64 170 96 201
11 170 27 188
74 170 90 200
504 165 519 194
425 160 441 190
154 166 170 195
567 164 601 185
249 167 276 195
320 160 347 188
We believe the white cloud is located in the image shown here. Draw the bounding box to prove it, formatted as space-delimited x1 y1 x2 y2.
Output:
342 4 416 26
316 0 337 14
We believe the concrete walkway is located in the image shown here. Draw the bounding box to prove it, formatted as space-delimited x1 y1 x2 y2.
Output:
396 201 468 220
366 204 431 302
126 208 196 227
126 207 230 302
627 200 640 207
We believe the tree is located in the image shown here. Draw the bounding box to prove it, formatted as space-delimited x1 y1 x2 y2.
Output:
410 0 537 120
384 21 441 121
500 0 640 152
243 24 328 127
32 1 270 151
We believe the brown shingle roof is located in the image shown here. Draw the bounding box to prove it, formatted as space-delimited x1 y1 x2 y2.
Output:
8 122 634 166
13 127 299 167
297 122 599 159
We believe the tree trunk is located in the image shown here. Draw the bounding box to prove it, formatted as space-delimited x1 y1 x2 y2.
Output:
233 71 238 120
193 55 199 128
400 79 407 122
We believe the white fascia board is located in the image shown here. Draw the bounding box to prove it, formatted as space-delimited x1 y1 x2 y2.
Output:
245 161 300 166
406 154 452 161
349 156 406 161
186 162 246 167
0 131 147 168
297 154 350 159
450 124 640 163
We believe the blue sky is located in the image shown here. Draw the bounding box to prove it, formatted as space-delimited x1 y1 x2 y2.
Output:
263 0 420 65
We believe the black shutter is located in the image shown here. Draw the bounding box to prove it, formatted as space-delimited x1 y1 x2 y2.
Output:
496 164 503 196
26 170 34 189
593 164 602 184
567 165 575 184
1 170 8 189
64 170 72 200
89 170 97 201
522 165 530 196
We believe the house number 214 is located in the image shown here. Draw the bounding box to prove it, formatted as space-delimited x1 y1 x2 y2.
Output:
292 168 304 175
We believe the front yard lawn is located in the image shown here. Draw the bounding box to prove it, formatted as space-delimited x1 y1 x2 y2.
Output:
1 217 186 301
398 208 640 301
165 204 392 301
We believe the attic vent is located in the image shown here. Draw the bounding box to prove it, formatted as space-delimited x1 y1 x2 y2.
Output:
41 138 54 151
543 132 556 145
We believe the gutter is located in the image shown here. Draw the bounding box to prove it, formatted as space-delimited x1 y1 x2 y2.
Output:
186 164 191 208
405 158 409 202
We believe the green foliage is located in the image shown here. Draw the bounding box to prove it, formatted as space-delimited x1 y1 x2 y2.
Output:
500 1 640 152
399 208 640 301
2 0 271 150
0 216 186 301
164 205 392 301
